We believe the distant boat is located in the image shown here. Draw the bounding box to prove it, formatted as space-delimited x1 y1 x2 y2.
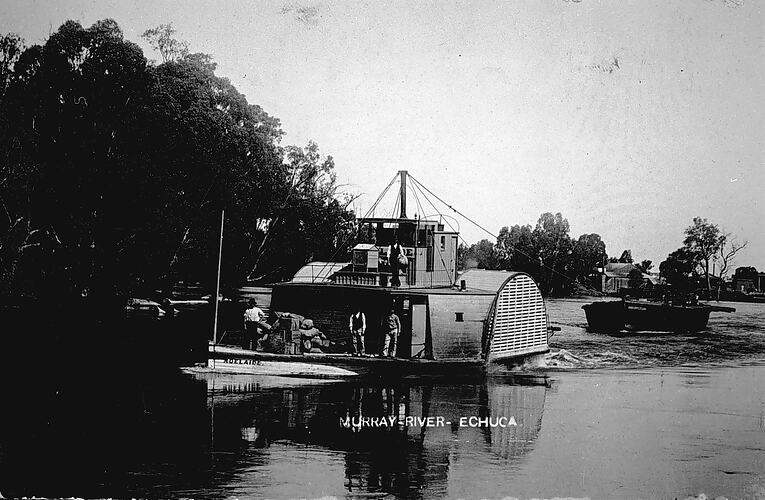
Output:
582 298 735 333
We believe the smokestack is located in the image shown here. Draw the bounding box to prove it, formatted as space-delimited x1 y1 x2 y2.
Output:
399 170 407 218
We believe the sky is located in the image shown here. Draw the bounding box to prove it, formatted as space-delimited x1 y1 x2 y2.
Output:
1 0 763 271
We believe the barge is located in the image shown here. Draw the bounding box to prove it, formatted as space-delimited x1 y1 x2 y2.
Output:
582 298 735 333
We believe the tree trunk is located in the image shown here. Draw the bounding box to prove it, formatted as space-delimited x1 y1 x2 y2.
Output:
705 258 711 292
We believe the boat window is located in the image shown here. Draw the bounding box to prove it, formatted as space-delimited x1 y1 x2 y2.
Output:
440 235 445 251
455 312 464 322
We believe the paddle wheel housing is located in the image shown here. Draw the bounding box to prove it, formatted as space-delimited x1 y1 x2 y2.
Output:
483 272 549 363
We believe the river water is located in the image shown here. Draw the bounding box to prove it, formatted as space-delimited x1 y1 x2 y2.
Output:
1 299 764 499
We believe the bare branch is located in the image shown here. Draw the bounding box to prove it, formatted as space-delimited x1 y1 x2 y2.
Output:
715 235 748 279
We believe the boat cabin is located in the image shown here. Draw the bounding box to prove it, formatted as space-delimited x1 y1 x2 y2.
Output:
333 171 459 289
334 216 458 288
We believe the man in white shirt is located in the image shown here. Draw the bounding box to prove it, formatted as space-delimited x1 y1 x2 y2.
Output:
244 298 265 350
348 308 366 355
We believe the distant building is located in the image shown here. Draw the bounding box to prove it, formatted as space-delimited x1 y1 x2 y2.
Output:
592 262 653 294
732 272 765 293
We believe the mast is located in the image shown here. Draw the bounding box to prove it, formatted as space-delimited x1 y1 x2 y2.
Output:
399 170 407 218
212 210 225 345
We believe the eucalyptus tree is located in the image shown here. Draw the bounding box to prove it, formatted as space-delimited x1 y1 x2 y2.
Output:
533 212 574 295
682 217 746 291
0 19 354 301
571 233 607 284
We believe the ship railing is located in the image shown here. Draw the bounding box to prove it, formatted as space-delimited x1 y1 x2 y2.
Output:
334 271 391 287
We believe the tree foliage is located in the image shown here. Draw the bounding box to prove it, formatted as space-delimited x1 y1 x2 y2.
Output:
571 233 607 283
682 217 723 290
497 224 537 272
460 212 607 295
660 217 747 291
635 259 653 274
0 20 353 300
141 23 189 63
533 212 573 295
659 247 698 291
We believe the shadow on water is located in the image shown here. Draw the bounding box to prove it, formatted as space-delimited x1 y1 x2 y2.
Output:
0 298 212 498
0 366 549 499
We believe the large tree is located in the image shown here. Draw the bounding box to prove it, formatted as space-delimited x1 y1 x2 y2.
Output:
659 247 698 291
0 19 153 299
248 141 357 281
496 224 537 274
682 217 723 291
0 19 353 300
465 239 502 270
571 233 607 284
533 212 573 295
681 217 746 292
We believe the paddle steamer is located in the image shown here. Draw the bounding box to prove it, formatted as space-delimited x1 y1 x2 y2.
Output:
202 171 551 378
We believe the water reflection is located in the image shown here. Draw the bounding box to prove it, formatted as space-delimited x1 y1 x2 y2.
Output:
195 373 549 498
3 363 762 498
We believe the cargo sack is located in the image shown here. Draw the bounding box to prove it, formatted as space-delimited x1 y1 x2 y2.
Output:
268 331 285 353
397 253 408 267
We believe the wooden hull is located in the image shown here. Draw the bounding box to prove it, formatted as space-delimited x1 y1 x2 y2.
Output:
583 300 732 333
623 301 711 332
582 301 625 332
205 344 495 379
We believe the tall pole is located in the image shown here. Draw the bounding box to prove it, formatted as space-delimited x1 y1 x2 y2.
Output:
212 210 225 346
399 170 407 219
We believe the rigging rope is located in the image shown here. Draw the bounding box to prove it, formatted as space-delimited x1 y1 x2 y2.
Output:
310 172 399 282
409 177 475 256
407 174 588 287
409 177 455 286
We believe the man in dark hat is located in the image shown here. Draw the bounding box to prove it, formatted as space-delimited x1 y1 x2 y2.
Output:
388 236 404 287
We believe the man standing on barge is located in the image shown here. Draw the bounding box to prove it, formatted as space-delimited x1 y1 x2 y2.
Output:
349 308 366 355
244 298 265 350
382 308 400 358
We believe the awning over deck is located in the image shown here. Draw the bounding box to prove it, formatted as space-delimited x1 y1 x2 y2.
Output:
291 262 350 283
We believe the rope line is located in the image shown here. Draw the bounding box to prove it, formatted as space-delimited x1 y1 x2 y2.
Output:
407 174 583 285
408 178 454 286
311 172 399 282
409 179 473 252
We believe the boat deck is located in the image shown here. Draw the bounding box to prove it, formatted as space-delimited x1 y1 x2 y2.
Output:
275 281 496 295
207 343 489 378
